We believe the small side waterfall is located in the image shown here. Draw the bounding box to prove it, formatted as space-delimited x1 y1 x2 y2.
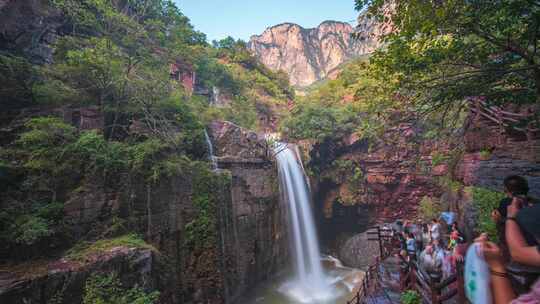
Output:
211 86 221 106
204 129 218 170
275 144 335 302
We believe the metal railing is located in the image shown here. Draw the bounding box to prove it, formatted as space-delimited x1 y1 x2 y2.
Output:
400 260 465 304
347 226 399 304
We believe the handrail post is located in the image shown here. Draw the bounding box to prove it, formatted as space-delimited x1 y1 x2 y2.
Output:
411 263 417 291
430 272 441 304
378 226 384 259
457 261 465 304
399 258 408 291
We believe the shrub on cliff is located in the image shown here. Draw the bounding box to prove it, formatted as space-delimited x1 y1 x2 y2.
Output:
401 290 421 304
469 186 505 242
83 272 159 304
184 165 231 249
0 54 37 108
418 196 443 221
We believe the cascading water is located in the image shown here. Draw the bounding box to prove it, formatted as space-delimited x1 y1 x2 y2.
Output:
211 86 221 106
239 142 364 304
274 144 336 303
204 129 218 170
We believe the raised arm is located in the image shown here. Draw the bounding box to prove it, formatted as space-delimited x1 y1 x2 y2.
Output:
505 199 540 266
477 235 515 304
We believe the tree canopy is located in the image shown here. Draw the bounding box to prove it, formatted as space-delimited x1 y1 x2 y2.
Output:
355 0 540 117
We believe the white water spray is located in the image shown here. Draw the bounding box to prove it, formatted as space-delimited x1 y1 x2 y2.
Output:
275 144 336 303
204 129 218 170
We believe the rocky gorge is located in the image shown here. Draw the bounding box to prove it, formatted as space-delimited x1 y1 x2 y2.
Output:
1 0 539 303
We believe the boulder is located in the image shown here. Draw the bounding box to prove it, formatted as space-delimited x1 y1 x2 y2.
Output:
338 232 380 270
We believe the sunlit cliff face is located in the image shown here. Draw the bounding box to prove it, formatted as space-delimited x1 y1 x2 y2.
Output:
247 21 365 87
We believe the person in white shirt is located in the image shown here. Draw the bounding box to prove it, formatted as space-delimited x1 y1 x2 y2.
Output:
430 218 441 241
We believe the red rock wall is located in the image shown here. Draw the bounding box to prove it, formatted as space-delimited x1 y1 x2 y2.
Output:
170 61 195 94
457 113 540 198
312 123 445 224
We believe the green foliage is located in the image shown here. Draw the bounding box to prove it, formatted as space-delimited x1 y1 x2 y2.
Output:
401 290 421 304
184 167 230 248
469 186 506 242
479 149 492 160
72 130 128 174
356 0 540 115
281 101 359 143
0 54 36 107
1 202 64 245
0 0 292 260
83 272 159 304
218 96 259 130
431 151 448 167
280 58 399 143
17 117 77 160
15 117 78 196
419 196 443 221
196 36 293 130
437 176 463 195
11 216 53 245
351 167 364 184
67 234 153 261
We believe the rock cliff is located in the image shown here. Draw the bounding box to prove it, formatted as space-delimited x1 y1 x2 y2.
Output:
0 247 177 304
248 21 371 87
0 112 288 304
209 121 289 303
248 15 390 87
308 121 443 227
306 102 539 261
0 0 63 64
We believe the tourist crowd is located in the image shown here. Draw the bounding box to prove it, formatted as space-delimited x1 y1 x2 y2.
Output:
392 175 539 303
395 216 463 282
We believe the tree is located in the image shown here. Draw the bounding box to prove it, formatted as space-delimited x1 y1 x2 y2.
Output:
15 117 78 202
356 0 540 118
0 55 36 108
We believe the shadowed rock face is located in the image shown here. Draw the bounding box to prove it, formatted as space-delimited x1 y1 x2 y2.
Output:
248 21 366 87
0 0 64 64
0 247 177 304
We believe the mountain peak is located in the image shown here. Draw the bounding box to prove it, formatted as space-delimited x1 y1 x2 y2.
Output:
248 18 384 87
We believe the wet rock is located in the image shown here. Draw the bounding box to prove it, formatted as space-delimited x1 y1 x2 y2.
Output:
209 121 289 303
209 120 269 161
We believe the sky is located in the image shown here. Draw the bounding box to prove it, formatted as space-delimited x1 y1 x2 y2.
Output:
174 1 359 42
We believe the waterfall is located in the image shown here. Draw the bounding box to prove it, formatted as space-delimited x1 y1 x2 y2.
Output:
211 86 220 106
275 144 335 303
204 129 218 170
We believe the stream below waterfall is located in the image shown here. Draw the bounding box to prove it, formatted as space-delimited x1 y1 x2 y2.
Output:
239 256 363 304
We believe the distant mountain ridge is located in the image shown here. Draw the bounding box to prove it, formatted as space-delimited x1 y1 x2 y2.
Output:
248 17 389 87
